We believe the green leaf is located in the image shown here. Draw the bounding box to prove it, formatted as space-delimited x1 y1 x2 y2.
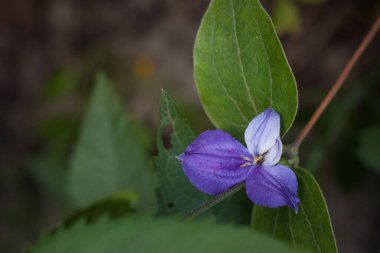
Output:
67 72 157 211
194 0 298 139
357 125 380 175
211 190 252 225
155 90 209 216
252 167 337 253
28 216 299 253
63 190 137 227
156 91 252 224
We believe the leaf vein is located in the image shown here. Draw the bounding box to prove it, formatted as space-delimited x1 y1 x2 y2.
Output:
164 97 184 149
212 2 250 122
249 2 273 106
300 203 322 253
272 208 279 236
287 208 296 247
213 105 247 128
230 0 258 113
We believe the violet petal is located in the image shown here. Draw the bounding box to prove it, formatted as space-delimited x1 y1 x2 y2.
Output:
246 164 299 213
179 130 251 195
244 108 280 156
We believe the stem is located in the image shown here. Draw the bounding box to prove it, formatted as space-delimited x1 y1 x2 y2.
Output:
293 16 380 148
184 182 245 219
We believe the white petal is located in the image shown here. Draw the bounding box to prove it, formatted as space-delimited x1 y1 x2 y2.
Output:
263 138 282 165
244 108 281 156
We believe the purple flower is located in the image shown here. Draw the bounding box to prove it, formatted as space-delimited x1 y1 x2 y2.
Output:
179 108 299 213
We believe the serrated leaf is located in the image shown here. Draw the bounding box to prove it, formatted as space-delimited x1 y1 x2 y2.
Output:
63 190 137 227
155 90 209 215
252 167 337 253
194 0 298 140
28 215 299 253
155 91 252 224
67 72 156 211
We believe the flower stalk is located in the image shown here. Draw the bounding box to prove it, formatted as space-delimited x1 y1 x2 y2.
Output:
185 182 245 219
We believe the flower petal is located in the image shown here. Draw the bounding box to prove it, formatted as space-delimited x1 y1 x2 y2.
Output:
179 130 251 195
244 108 280 156
246 165 299 212
262 138 282 165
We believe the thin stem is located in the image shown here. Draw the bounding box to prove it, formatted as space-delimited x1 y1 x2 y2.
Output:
293 16 380 148
184 182 245 219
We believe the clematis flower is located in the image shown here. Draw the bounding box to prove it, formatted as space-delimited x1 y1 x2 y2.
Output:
178 108 299 213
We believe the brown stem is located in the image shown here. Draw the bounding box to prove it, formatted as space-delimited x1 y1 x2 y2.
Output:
293 16 380 148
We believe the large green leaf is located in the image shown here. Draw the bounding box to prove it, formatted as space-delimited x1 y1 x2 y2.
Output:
67 73 156 211
28 215 299 253
155 90 209 216
252 167 337 253
194 0 297 139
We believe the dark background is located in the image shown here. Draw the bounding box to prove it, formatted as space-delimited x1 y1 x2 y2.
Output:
0 0 379 252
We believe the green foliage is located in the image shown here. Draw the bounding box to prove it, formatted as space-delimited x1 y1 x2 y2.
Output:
26 0 346 250
357 125 380 175
194 0 298 140
305 86 367 174
155 90 209 216
30 80 81 205
296 0 325 3
63 190 137 227
43 70 77 100
67 72 157 211
28 216 299 253
272 0 300 35
272 0 326 35
29 154 70 204
156 91 252 224
252 167 337 253
211 189 252 224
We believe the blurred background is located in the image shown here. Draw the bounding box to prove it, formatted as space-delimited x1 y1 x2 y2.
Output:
0 0 379 252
